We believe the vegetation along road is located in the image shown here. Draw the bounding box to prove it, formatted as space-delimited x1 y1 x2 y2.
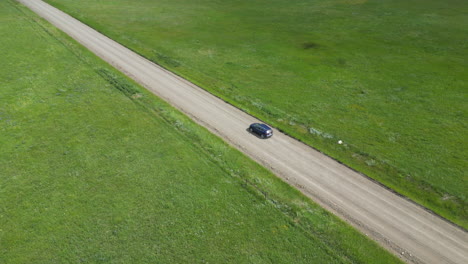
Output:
18 0 467 263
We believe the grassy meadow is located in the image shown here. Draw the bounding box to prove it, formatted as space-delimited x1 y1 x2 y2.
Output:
43 0 468 227
0 0 402 263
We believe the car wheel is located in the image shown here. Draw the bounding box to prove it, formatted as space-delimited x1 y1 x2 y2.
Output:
248 128 253 132
261 134 265 138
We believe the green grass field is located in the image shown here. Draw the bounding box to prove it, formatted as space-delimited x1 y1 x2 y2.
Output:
43 0 468 227
0 1 402 262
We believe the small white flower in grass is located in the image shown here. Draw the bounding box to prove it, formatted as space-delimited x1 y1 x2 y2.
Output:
338 140 343 144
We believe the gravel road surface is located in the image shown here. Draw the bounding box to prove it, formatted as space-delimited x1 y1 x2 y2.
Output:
18 0 468 263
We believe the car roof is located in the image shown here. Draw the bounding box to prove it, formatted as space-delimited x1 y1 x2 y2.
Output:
253 123 271 131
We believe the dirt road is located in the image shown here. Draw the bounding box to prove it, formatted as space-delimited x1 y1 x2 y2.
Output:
17 0 467 263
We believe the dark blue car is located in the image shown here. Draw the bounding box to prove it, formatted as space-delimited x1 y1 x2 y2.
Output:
248 123 273 138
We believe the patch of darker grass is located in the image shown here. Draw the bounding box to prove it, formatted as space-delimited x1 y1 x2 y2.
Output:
153 52 181 67
302 41 320 49
97 68 139 98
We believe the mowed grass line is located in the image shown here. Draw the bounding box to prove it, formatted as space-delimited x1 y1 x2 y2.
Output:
44 0 468 227
0 1 401 263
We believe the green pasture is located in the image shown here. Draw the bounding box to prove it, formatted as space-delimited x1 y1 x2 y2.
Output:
44 0 467 227
0 1 401 263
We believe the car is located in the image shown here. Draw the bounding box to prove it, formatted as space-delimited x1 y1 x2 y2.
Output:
248 123 273 138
